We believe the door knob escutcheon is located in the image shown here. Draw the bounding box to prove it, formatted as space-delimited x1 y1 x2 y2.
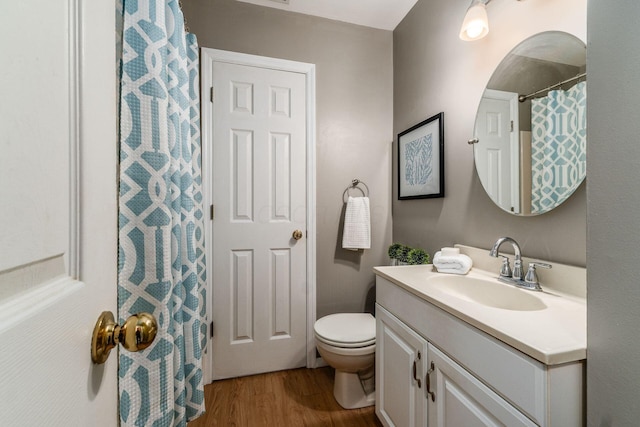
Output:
292 230 303 240
91 311 157 364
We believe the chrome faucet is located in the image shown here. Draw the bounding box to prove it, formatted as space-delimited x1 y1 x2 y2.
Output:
489 237 523 280
489 237 552 291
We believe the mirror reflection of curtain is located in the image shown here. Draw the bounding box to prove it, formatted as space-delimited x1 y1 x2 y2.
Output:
530 81 586 213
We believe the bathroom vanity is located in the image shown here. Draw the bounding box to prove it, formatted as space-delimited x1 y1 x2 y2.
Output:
374 246 586 427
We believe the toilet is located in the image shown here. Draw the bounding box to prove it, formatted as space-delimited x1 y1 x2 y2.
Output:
314 312 376 409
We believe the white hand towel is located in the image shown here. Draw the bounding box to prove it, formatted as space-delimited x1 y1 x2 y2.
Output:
433 251 473 275
342 196 371 250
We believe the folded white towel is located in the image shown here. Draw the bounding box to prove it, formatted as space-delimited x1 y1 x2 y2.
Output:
433 251 473 275
342 196 371 250
441 247 460 257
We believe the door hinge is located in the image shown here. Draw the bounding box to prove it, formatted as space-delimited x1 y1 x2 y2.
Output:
210 204 214 220
210 86 214 103
210 321 214 338
510 120 514 132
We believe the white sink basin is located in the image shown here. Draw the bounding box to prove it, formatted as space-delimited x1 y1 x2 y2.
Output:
425 274 547 311
374 262 587 365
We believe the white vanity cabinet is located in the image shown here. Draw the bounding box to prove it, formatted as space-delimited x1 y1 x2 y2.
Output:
376 305 428 427
376 304 535 427
375 273 584 427
427 341 536 427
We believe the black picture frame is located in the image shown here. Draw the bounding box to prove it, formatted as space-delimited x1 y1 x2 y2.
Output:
397 112 445 200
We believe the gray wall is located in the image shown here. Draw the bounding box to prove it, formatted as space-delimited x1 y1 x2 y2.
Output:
182 0 393 318
587 2 640 424
393 0 587 266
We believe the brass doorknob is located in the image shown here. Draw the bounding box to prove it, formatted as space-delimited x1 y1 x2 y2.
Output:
292 230 303 240
91 311 158 364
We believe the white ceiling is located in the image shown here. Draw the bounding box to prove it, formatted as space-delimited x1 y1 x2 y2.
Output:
235 0 419 31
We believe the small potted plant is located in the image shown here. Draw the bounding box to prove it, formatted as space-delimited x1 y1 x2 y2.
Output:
397 245 411 264
387 243 403 263
388 244 430 265
407 248 430 265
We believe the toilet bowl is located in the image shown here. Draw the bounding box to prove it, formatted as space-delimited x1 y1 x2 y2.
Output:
314 313 376 409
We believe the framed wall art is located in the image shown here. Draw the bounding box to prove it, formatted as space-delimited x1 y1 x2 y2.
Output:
397 112 444 199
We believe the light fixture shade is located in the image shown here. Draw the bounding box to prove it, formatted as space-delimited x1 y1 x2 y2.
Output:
459 0 489 41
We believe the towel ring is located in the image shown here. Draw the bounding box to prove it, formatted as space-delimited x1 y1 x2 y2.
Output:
342 179 369 203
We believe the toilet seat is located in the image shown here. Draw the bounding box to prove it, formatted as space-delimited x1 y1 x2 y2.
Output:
314 313 376 348
315 338 375 357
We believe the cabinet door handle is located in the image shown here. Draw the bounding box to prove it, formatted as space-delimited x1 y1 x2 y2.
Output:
426 361 435 402
412 360 422 388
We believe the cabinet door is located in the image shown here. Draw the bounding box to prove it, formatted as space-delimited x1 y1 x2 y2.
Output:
427 345 536 427
376 305 429 427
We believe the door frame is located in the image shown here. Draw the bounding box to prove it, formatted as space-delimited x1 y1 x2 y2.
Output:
200 48 317 382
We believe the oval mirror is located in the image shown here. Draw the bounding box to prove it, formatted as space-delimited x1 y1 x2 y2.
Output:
473 31 586 216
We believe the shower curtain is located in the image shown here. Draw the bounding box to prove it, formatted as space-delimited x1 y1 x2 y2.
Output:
530 81 586 213
117 1 206 426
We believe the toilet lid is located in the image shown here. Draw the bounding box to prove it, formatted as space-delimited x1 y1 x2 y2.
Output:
314 313 376 346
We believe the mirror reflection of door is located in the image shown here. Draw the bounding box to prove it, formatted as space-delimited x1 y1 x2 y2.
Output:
475 89 520 214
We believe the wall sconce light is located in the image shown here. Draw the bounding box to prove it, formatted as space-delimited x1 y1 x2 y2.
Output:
459 0 491 41
459 0 524 41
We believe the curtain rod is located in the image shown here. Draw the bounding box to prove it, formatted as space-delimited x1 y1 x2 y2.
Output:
518 72 587 103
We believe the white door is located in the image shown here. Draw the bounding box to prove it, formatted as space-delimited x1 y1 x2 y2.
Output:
474 89 520 213
427 345 536 427
0 0 118 426
376 305 428 427
203 51 312 380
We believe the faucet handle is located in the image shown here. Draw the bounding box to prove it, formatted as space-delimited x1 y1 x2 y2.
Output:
499 256 512 278
530 261 552 270
524 262 552 284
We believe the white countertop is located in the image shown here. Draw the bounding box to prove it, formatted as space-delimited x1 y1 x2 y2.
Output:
374 265 586 365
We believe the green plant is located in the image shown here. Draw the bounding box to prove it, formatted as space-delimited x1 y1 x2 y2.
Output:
388 243 403 259
388 243 430 265
397 245 411 263
407 248 430 265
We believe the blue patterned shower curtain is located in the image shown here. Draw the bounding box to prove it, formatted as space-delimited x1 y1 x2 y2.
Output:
117 1 206 426
530 81 586 213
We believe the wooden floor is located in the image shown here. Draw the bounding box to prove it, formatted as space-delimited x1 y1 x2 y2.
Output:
188 367 383 427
